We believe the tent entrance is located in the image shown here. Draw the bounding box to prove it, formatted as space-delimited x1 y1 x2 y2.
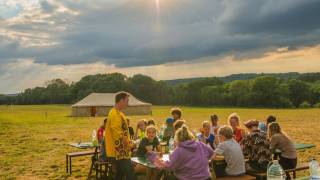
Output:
90 106 96 117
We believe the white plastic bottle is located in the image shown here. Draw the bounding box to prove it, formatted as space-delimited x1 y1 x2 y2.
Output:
168 137 174 154
267 160 286 180
310 158 320 180
159 124 166 141
92 130 98 147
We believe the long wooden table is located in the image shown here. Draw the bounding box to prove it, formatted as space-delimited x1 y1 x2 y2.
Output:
131 154 170 169
275 143 315 153
131 154 225 167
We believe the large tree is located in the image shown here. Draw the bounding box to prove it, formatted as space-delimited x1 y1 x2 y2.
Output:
127 74 158 103
228 80 251 106
288 79 311 107
70 73 127 101
250 76 289 107
186 77 224 105
200 85 226 106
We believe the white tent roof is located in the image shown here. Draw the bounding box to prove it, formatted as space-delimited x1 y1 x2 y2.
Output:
72 93 151 107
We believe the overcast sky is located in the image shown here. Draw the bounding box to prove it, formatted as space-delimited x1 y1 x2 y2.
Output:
1 0 320 94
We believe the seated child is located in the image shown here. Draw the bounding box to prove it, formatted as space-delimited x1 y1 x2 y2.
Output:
198 121 215 149
127 118 135 140
228 113 245 143
258 121 267 133
173 119 186 131
210 114 220 135
212 125 246 177
97 118 107 161
170 107 182 122
135 125 161 180
99 137 107 161
163 117 175 142
97 118 107 144
147 119 156 126
259 115 277 132
135 119 147 140
155 124 213 180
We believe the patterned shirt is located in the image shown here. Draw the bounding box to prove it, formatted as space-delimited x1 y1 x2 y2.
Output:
242 130 272 164
105 108 130 160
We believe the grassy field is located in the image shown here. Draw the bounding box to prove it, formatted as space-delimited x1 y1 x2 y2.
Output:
0 105 319 179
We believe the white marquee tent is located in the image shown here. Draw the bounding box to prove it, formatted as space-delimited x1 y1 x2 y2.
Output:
71 93 152 116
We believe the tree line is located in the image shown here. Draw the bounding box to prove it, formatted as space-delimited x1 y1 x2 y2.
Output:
1 72 320 108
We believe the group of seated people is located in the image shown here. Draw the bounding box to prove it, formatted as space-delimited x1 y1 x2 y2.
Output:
96 108 297 180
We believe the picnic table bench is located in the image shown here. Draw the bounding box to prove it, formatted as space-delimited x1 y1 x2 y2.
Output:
246 162 309 180
66 150 100 175
66 142 99 175
216 175 256 180
246 143 314 180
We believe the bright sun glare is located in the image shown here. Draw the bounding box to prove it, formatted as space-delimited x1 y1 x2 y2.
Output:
155 0 160 15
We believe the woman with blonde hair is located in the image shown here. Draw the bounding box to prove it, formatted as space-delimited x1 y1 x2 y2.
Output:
135 125 161 179
135 119 147 140
268 122 297 180
155 125 213 180
228 113 245 143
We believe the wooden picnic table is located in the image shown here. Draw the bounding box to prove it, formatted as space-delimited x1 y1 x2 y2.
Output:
274 143 315 154
131 153 225 179
131 153 225 168
69 142 96 149
280 143 315 152
131 154 170 169
66 142 99 175
294 143 315 150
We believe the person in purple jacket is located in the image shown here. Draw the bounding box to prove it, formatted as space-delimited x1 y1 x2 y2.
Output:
155 124 213 180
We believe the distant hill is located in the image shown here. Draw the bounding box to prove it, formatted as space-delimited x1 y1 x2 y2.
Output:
3 93 20 97
166 72 302 85
2 71 320 107
165 77 207 85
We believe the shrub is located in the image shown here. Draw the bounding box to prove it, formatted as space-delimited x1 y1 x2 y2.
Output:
277 98 295 108
314 102 320 108
299 101 312 108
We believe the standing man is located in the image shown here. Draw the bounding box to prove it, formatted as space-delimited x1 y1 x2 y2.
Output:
105 92 136 180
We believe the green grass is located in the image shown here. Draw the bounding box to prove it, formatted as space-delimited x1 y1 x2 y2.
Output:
0 105 319 179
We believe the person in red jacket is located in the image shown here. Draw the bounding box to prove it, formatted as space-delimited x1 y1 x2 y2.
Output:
97 118 107 143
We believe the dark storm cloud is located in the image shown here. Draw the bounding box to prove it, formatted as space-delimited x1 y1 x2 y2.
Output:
1 0 320 67
220 0 320 34
40 1 57 13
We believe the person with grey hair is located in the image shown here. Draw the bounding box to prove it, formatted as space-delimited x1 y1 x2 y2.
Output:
211 125 246 177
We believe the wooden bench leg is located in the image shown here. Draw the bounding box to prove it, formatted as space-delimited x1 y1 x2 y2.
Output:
95 164 98 180
66 154 69 173
293 171 296 179
69 156 72 175
88 158 94 179
103 164 107 178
